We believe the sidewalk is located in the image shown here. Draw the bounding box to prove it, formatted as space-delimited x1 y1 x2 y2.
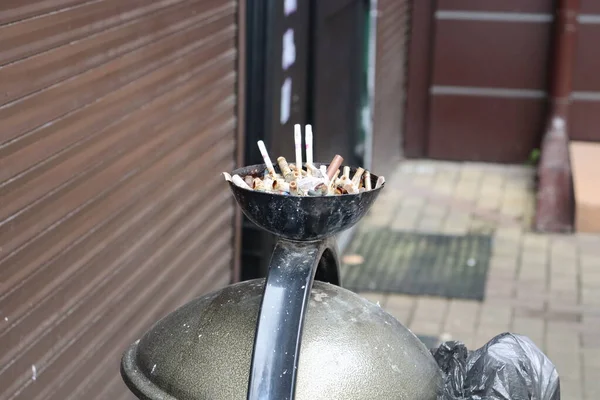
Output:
347 160 600 400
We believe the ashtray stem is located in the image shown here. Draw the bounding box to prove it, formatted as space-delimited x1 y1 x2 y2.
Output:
247 237 340 400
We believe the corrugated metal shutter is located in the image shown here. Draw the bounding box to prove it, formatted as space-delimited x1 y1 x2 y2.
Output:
0 0 240 398
372 0 411 174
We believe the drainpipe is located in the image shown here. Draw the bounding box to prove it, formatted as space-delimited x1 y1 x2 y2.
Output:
535 0 580 233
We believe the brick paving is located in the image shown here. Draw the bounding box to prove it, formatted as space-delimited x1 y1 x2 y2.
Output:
349 160 600 400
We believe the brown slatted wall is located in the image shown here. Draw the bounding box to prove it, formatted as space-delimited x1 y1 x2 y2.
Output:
372 0 411 174
0 1 239 399
424 1 553 162
571 0 600 142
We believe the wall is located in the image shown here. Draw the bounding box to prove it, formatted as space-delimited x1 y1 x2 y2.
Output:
571 0 600 142
372 0 412 174
0 1 241 398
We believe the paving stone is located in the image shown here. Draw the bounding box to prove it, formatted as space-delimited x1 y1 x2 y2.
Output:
422 203 448 218
495 227 523 242
582 333 600 349
489 254 519 273
411 297 448 332
487 266 517 281
581 288 600 306
518 264 547 282
550 274 578 293
580 255 600 272
478 302 512 331
443 299 480 335
583 349 600 369
390 212 419 231
515 287 546 311
491 238 521 256
485 277 514 299
357 292 388 308
560 378 584 400
520 250 548 266
546 331 581 356
581 271 600 288
546 351 582 380
584 368 600 399
522 233 550 251
512 316 545 339
409 320 442 336
415 217 444 233
350 159 600 399
550 254 579 276
441 218 470 235
385 294 416 324
474 328 505 349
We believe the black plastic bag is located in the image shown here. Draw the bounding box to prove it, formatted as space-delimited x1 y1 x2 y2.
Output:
432 332 560 400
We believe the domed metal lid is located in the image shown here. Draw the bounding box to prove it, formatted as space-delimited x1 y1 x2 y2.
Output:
121 279 442 400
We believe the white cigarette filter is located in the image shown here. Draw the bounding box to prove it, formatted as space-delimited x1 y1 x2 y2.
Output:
297 177 324 192
253 177 267 192
319 165 328 180
375 176 385 189
263 177 274 190
351 167 365 187
343 166 350 179
289 180 301 196
277 156 294 181
343 181 359 194
257 140 276 176
294 124 303 170
222 172 232 181
272 179 290 192
232 174 251 189
364 171 372 190
305 124 313 165
305 163 322 178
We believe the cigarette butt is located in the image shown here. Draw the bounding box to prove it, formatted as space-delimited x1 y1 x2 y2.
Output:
232 174 251 189
294 124 303 170
253 177 267 192
272 178 290 192
319 165 328 178
327 169 340 194
244 175 254 187
277 156 295 182
289 164 298 172
289 180 301 196
351 167 365 186
263 178 274 191
314 182 328 195
257 140 276 177
344 181 359 194
326 155 344 180
222 172 232 181
293 171 301 181
337 175 349 188
305 163 322 178
305 124 313 165
375 176 385 189
364 171 372 190
343 166 350 179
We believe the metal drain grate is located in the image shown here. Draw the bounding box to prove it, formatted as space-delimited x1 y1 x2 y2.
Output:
341 228 492 300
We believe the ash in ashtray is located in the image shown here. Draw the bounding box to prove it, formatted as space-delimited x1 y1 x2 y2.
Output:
223 124 384 196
